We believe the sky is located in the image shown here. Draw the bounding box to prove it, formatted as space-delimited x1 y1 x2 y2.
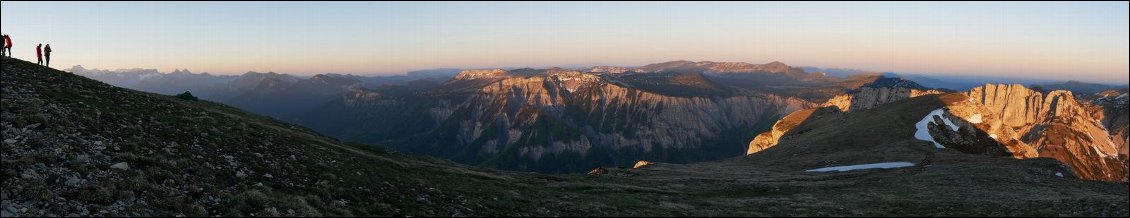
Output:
2 1 1127 84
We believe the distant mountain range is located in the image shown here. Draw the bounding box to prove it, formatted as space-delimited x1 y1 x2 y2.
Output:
6 55 1128 217
68 66 460 119
797 66 1127 93
66 60 1129 175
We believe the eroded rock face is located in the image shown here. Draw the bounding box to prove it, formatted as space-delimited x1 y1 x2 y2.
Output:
819 77 942 112
317 68 815 173
935 86 1125 181
748 84 1128 182
966 86 1122 157
1087 89 1129 156
940 95 1039 158
824 87 943 112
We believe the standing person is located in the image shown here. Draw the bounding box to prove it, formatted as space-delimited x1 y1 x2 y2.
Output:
3 35 11 57
44 44 52 67
1 34 6 57
36 44 43 65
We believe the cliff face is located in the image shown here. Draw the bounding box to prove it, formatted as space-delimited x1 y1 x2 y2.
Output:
302 69 814 173
750 83 1128 181
965 84 1125 181
1088 89 1129 156
823 87 943 112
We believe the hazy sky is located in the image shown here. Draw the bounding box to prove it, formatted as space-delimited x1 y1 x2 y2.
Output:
2 1 1127 83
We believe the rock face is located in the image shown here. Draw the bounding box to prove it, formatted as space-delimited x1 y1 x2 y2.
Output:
1087 89 1129 156
824 87 943 112
303 68 813 173
966 84 1126 181
632 161 654 169
749 83 1128 182
821 76 942 112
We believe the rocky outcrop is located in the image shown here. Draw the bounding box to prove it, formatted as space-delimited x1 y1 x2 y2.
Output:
587 167 608 175
966 85 1120 154
632 161 654 169
824 87 943 112
951 85 1126 181
1088 89 1129 156
938 95 1039 158
749 83 1128 182
821 76 942 112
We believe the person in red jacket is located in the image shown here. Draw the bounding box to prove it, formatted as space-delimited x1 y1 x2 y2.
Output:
3 34 11 57
36 44 43 65
44 44 52 67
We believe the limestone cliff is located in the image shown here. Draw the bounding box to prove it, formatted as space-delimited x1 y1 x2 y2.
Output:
966 84 1125 181
1087 89 1129 156
821 76 942 112
750 84 1128 181
304 68 814 173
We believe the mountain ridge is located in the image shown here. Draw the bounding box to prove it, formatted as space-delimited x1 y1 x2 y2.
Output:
4 56 1127 216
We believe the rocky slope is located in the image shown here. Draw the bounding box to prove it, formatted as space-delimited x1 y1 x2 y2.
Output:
755 77 945 155
750 83 1128 182
4 56 595 216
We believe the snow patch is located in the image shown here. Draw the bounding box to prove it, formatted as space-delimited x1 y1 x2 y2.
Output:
915 109 958 149
990 134 998 139
1119 94 1128 100
806 162 915 173
1055 172 1064 177
967 114 983 124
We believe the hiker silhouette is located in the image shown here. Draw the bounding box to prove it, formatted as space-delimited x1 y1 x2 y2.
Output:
3 34 10 57
45 44 52 67
36 44 43 65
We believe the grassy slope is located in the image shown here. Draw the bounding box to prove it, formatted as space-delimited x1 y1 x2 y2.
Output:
2 56 1127 217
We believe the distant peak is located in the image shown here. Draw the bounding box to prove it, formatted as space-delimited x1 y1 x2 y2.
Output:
453 69 509 80
638 60 795 73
